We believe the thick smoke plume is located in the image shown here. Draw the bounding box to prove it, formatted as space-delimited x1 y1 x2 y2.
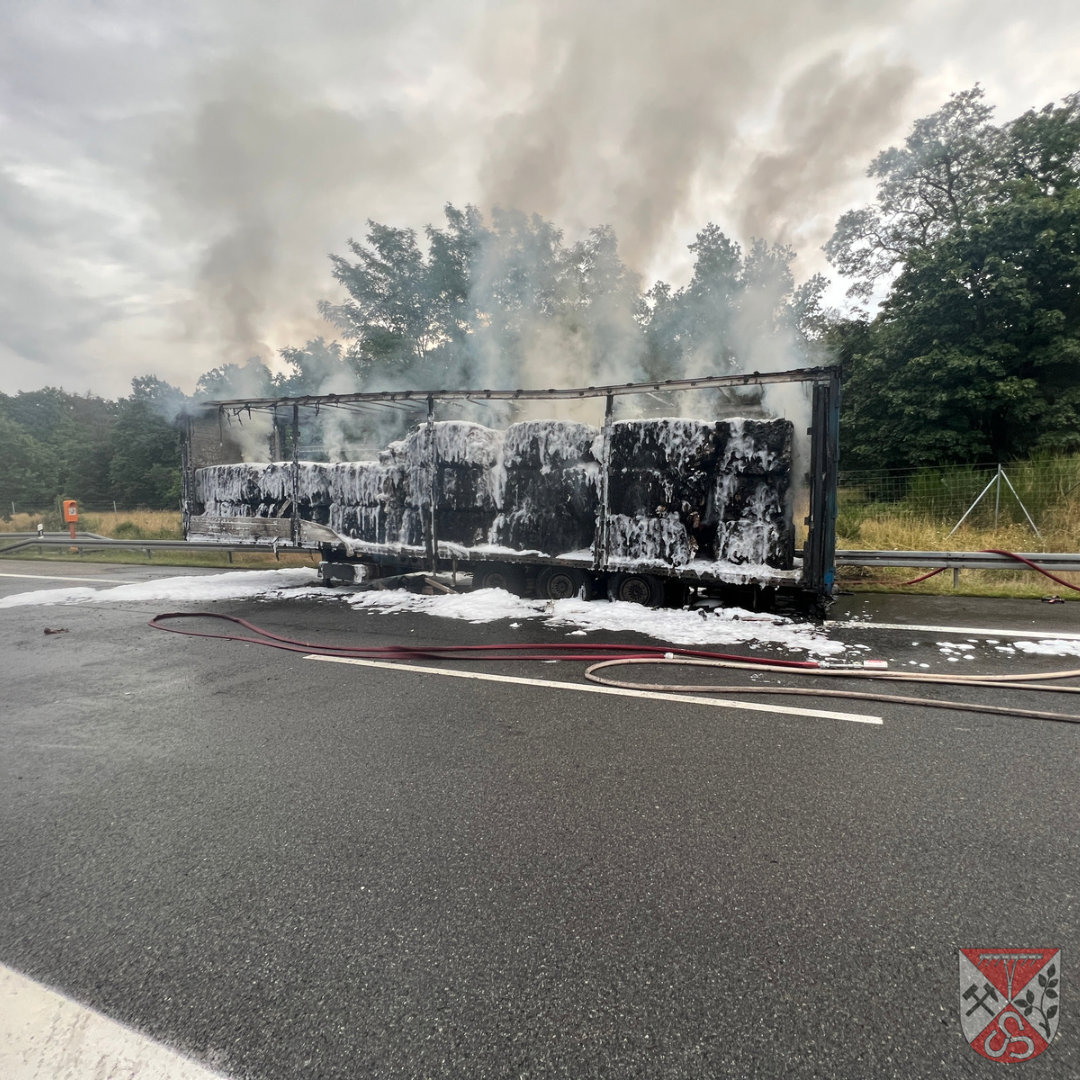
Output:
147 0 916 399
479 0 915 266
156 53 439 373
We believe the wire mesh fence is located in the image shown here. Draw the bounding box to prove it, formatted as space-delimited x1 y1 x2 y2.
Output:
838 458 1080 537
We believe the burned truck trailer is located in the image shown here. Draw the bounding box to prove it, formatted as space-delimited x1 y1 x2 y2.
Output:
180 368 840 611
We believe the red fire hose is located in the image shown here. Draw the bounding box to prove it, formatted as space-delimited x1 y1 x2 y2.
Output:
150 611 1080 725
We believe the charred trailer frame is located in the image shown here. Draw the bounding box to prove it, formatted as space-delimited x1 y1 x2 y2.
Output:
180 367 840 614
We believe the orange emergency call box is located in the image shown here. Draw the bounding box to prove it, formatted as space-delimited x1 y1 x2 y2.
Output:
63 499 78 539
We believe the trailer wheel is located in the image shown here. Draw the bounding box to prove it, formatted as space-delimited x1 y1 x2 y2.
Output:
474 563 526 595
538 567 594 601
608 573 665 607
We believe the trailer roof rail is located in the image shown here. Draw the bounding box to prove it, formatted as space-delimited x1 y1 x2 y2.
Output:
197 365 839 413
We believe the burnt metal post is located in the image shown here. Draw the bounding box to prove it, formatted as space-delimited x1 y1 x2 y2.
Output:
592 393 615 571
290 403 300 547
426 395 438 573
803 367 840 607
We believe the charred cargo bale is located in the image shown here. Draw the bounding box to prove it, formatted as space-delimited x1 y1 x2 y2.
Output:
400 506 426 547
194 463 261 517
605 419 718 565
403 421 503 548
403 422 503 509
328 461 406 544
328 505 386 543
715 418 793 477
193 462 296 518
493 420 600 555
294 463 333 524
707 419 795 566
714 500 792 567
493 506 595 555
252 462 294 517
609 418 716 474
607 418 716 517
431 509 497 547
606 513 692 566
501 420 600 471
605 416 795 569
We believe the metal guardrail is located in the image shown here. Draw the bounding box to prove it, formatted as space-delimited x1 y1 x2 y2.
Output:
835 550 1080 572
3 538 1077 576
0 533 313 558
1 531 111 541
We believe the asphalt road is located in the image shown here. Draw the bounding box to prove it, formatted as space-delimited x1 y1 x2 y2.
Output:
1 560 1079 1078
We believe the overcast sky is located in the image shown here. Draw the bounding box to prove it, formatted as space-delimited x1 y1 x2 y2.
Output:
1 0 1078 399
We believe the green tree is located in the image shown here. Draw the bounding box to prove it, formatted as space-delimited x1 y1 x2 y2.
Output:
828 88 1080 467
825 87 997 300
131 374 189 419
644 225 825 382
109 396 182 508
0 412 56 511
839 189 1080 466
316 204 652 397
195 359 278 401
277 337 358 396
320 221 448 379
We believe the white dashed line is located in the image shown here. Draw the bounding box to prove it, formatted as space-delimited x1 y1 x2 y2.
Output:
0 572 138 584
307 655 883 725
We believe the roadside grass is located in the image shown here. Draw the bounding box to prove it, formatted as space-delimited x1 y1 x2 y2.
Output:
0 510 317 570
836 514 1080 598
0 509 183 538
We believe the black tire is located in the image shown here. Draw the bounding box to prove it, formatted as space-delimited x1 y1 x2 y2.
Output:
539 567 594 601
607 572 666 607
474 562 526 595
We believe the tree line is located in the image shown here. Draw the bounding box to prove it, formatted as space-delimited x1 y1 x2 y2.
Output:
3 85 1077 513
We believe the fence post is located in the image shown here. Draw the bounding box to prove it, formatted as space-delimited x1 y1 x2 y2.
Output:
947 473 999 537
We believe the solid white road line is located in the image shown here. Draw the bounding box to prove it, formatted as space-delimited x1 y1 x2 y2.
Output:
0 571 136 584
826 619 1080 641
307 655 883 725
0 962 228 1080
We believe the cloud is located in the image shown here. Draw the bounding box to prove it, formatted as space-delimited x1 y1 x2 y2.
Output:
0 0 1078 398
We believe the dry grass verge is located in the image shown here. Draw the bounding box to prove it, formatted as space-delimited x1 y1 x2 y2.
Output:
0 510 316 570
837 515 1080 597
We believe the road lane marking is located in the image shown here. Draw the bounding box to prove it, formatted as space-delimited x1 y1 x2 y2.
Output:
307 655 883 725
0 572 138 584
0 962 229 1079
826 620 1080 641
